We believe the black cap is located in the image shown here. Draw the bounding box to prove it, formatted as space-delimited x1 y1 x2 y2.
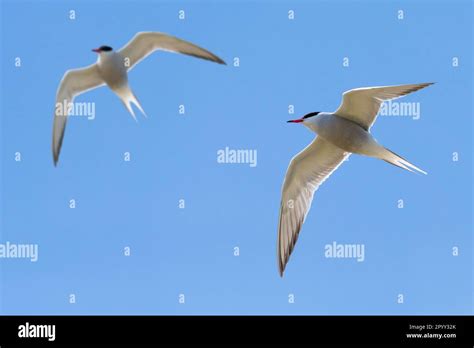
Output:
99 45 113 52
302 112 320 119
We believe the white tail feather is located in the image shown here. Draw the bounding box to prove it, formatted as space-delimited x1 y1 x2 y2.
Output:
123 98 137 121
130 92 147 118
382 148 427 175
116 87 147 121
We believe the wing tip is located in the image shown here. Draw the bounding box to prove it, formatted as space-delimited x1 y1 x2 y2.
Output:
52 142 60 167
278 261 285 278
418 82 435 89
213 56 226 65
415 166 428 175
404 82 434 94
192 53 226 65
277 243 286 277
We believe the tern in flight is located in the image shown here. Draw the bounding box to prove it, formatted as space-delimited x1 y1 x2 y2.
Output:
52 31 226 165
277 83 433 276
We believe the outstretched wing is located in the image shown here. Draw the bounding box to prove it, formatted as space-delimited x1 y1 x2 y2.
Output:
118 32 226 71
52 64 104 166
277 137 350 276
334 83 434 130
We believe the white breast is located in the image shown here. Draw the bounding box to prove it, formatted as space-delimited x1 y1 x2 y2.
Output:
97 52 128 89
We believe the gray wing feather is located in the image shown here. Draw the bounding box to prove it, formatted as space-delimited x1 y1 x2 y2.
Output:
52 64 104 165
277 137 350 276
334 83 434 130
118 32 226 71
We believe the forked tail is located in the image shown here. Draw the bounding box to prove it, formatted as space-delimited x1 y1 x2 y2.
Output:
116 87 147 121
381 147 427 175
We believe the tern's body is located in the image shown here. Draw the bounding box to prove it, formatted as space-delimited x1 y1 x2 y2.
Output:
52 31 225 165
94 50 144 118
277 83 433 277
306 112 382 157
97 51 128 89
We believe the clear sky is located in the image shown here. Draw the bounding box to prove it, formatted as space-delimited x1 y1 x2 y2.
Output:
0 0 472 315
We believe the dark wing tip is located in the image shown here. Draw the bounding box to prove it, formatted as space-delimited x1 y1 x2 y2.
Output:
213 55 226 65
278 257 285 277
52 126 65 167
204 50 225 65
186 51 226 65
279 267 285 278
401 82 435 97
277 207 304 278
52 140 61 167
417 82 435 89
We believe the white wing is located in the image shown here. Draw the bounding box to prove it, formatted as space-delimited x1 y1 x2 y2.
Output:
334 83 434 130
52 64 104 165
277 137 350 276
118 32 226 71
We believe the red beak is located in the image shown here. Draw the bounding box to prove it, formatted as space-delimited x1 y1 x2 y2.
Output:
287 118 304 123
92 48 101 53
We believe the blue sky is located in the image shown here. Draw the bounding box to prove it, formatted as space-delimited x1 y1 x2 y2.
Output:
0 0 472 315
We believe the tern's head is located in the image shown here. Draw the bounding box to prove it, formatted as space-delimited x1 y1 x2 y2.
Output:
287 112 320 124
287 112 321 132
92 45 114 54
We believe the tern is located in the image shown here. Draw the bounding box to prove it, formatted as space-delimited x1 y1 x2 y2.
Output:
277 83 433 277
52 31 226 165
